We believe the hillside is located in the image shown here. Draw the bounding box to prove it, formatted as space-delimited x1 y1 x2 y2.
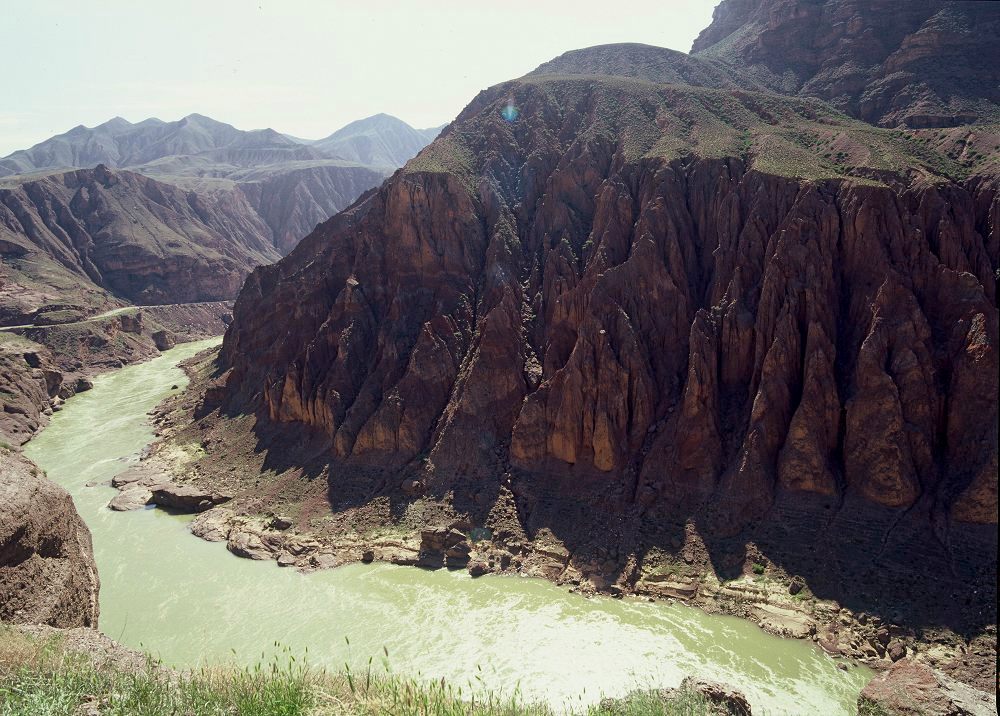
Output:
0 165 279 324
0 113 440 256
311 113 445 168
691 0 1000 127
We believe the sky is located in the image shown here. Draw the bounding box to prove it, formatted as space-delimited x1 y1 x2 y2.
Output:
1 0 719 156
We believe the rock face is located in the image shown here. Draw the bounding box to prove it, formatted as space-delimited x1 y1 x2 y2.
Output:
221 63 997 530
858 658 996 715
691 0 1000 127
206 12 995 659
0 449 99 628
237 164 389 254
0 335 61 446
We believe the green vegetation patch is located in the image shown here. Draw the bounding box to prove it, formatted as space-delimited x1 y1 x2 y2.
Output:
0 627 727 716
403 74 995 192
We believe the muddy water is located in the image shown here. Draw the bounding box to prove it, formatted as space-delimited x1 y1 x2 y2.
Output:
24 339 871 713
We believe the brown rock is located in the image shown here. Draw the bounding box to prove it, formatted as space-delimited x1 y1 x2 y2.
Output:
118 312 142 334
226 529 274 561
468 560 490 577
189 509 233 543
149 482 231 513
887 640 906 662
107 486 152 512
152 330 176 351
691 0 999 128
0 451 99 628
859 658 996 716
218 74 997 533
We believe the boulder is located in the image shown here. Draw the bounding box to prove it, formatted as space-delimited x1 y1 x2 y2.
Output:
0 451 99 628
226 529 274 560
419 526 471 567
599 677 751 715
468 560 490 577
887 640 906 662
152 330 176 351
189 509 233 542
858 659 996 716
118 312 142 334
107 486 152 511
149 481 231 513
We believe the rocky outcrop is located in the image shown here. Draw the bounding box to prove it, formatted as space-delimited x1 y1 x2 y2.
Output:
691 0 1000 127
0 335 60 447
148 481 231 513
0 450 99 628
858 659 996 715
221 73 997 529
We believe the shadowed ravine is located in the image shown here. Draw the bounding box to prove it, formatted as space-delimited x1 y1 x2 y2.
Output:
22 339 870 714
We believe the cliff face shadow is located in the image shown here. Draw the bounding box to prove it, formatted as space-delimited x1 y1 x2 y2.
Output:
206 385 995 640
497 467 997 640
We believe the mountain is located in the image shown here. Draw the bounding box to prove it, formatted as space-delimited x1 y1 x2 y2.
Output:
220 61 997 521
162 20 1000 682
530 42 769 90
0 165 279 324
0 114 316 178
0 113 439 255
691 0 1000 127
312 113 445 168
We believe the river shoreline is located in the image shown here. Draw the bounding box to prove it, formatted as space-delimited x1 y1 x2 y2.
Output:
22 338 881 714
131 343 1000 698
120 343 998 693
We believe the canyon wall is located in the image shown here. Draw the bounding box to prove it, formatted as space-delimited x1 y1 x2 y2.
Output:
219 71 997 531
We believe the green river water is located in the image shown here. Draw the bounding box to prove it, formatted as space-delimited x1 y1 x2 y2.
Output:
23 339 871 714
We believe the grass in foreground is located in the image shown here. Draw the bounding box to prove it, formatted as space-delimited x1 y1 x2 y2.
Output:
0 627 721 716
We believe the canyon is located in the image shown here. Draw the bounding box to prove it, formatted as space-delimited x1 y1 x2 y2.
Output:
1 0 997 712
128 0 997 702
0 112 440 446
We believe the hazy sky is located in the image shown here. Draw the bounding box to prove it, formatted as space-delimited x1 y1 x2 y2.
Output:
2 0 719 156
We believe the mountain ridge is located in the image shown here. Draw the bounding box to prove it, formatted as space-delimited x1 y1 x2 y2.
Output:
0 112 438 179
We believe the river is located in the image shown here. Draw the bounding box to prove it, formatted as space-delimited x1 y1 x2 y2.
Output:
23 338 871 714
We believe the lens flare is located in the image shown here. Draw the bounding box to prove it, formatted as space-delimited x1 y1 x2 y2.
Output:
501 101 519 122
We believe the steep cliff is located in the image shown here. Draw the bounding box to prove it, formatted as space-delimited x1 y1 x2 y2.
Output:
691 0 1000 128
236 163 388 254
221 68 997 528
191 40 1000 651
0 449 99 628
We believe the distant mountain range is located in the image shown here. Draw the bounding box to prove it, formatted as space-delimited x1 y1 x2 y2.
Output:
0 113 443 253
0 112 444 326
0 112 444 179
